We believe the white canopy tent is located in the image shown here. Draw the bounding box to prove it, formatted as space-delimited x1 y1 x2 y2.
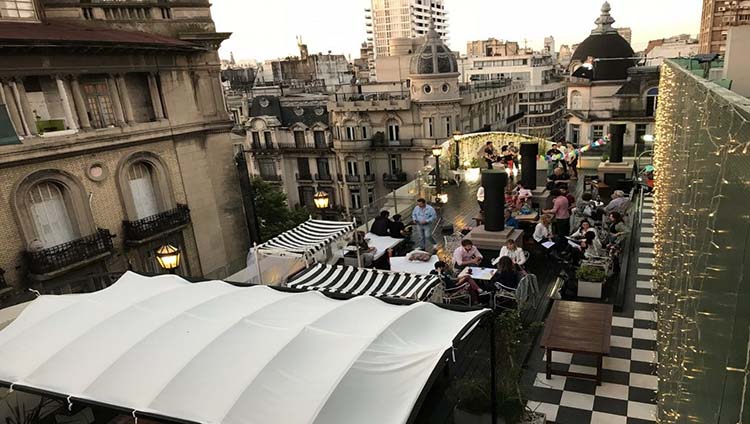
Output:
0 272 487 424
257 219 355 259
288 263 443 301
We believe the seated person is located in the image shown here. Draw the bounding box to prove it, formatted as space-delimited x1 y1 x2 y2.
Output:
504 209 519 229
452 239 483 270
546 167 570 190
513 182 533 202
533 214 555 245
370 210 392 237
497 239 526 266
570 219 597 252
606 212 629 248
431 261 484 303
490 256 520 291
603 190 631 215
388 214 410 238
346 231 377 267
504 190 515 209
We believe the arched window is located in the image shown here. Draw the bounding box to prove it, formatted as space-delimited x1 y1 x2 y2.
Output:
646 87 659 117
570 90 583 110
28 182 75 248
387 119 400 142
128 162 159 219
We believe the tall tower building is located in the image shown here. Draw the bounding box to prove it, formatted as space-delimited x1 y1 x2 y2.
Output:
544 36 556 59
699 0 750 54
365 0 449 58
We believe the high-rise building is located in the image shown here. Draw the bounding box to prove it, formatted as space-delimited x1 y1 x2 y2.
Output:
617 27 632 44
544 36 556 59
0 0 249 290
365 0 449 58
699 0 750 54
466 38 520 57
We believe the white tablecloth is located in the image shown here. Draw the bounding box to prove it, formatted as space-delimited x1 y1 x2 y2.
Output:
458 267 497 281
332 233 405 262
389 255 439 275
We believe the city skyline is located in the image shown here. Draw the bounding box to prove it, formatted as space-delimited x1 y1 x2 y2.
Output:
213 0 703 62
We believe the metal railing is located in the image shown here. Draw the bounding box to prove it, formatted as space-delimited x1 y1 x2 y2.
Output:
315 173 333 182
259 174 282 182
363 174 376 182
345 174 361 183
123 204 191 243
25 229 115 276
372 139 413 148
333 90 408 102
383 172 408 185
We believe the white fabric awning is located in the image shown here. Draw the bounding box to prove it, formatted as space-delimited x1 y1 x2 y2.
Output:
257 219 354 257
287 263 442 301
0 272 486 424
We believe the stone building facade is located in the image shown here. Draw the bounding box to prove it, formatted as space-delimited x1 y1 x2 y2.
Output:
0 0 248 292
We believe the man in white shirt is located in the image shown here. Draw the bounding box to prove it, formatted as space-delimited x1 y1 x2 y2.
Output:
477 186 485 211
453 239 483 270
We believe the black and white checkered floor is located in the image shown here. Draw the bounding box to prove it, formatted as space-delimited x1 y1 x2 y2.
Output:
524 194 658 423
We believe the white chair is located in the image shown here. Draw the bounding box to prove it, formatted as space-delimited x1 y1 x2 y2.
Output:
442 282 472 306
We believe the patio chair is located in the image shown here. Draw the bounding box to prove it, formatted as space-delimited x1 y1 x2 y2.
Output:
443 232 464 256
441 282 472 306
492 272 539 310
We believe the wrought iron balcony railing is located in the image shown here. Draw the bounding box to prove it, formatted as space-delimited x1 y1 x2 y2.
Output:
123 204 191 244
383 172 408 183
364 174 376 182
296 173 314 182
345 174 361 183
315 173 333 181
25 229 115 276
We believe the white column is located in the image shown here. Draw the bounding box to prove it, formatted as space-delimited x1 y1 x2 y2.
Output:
106 76 126 126
115 74 135 124
55 75 77 131
9 80 32 136
69 76 92 130
0 80 23 136
147 73 165 120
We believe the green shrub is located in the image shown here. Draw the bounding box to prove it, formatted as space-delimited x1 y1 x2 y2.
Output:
576 265 607 282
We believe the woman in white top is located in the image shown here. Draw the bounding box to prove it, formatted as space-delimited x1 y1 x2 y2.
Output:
533 214 554 243
496 239 526 266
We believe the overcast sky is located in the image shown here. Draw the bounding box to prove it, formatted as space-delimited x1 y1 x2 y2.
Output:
213 0 702 62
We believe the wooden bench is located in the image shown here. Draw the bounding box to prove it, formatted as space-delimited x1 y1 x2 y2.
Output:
540 300 613 385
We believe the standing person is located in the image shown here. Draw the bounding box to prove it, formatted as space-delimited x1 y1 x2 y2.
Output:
483 142 498 169
543 188 571 237
477 186 485 211
546 143 563 176
452 239 483 270
411 198 437 251
566 142 579 179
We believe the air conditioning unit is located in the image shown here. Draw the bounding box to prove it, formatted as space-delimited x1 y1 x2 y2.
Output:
719 7 726 11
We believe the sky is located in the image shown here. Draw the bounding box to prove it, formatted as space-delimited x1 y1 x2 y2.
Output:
213 0 703 62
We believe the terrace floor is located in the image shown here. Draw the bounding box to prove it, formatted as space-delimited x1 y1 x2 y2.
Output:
521 194 658 424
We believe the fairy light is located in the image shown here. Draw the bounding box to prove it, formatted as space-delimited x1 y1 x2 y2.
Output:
654 60 750 423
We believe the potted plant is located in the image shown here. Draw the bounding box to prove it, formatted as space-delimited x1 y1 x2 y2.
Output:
601 153 610 163
576 263 607 298
453 311 545 424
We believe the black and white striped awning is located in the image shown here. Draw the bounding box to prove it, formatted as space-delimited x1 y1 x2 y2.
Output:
257 219 355 257
287 263 442 301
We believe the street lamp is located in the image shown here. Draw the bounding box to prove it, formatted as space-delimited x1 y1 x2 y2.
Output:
314 191 330 209
156 244 181 274
432 143 443 199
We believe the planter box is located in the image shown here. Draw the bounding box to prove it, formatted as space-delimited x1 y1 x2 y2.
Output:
578 279 604 298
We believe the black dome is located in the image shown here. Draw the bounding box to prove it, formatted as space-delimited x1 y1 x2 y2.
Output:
571 33 636 80
409 22 458 76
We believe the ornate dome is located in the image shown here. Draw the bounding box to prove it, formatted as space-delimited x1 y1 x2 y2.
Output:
409 21 458 76
571 2 636 80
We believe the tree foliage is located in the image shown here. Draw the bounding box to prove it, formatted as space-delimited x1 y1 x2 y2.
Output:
250 178 309 242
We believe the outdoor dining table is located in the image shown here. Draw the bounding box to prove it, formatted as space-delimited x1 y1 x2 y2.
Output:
457 266 497 281
513 211 539 222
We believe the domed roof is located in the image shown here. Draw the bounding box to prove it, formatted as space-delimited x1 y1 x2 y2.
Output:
571 2 636 80
409 21 458 76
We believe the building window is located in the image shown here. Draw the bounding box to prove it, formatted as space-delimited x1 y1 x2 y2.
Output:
316 158 330 178
294 130 305 147
0 0 37 20
592 124 604 140
364 160 372 176
367 188 374 205
347 160 359 176
635 124 648 145
646 87 659 117
259 160 276 178
387 119 399 141
82 81 115 129
298 186 315 208
264 131 273 148
127 162 159 219
570 90 583 110
361 125 368 140
570 124 580 145
28 182 76 248
346 126 356 140
313 130 326 148
389 154 402 174
350 190 361 209
424 117 434 138
444 116 452 137
251 132 261 148
297 158 311 179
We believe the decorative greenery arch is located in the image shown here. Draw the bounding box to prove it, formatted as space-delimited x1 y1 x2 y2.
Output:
449 132 552 168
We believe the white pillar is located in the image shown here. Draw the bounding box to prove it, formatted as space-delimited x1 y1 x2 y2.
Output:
9 80 32 136
70 76 92 130
55 75 77 131
116 74 135 124
106 76 126 126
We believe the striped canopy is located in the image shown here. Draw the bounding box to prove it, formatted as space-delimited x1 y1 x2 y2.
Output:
258 219 355 257
288 263 442 301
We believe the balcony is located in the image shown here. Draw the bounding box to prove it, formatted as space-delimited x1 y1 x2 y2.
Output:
364 174 376 183
371 138 413 149
506 111 526 124
278 141 333 153
329 90 410 112
345 174 361 183
25 229 115 279
315 173 334 183
296 173 314 182
123 204 191 245
260 174 283 183
383 172 408 188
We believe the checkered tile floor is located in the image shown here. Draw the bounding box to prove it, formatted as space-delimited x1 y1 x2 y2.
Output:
524 194 658 423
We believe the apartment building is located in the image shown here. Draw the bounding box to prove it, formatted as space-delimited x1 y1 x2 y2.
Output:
699 0 750 53
0 0 248 292
365 0 449 59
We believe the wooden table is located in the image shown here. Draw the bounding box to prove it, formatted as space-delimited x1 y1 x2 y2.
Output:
514 211 539 222
540 300 613 385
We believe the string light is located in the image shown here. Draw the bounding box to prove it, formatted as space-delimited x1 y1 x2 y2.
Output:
654 60 750 423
